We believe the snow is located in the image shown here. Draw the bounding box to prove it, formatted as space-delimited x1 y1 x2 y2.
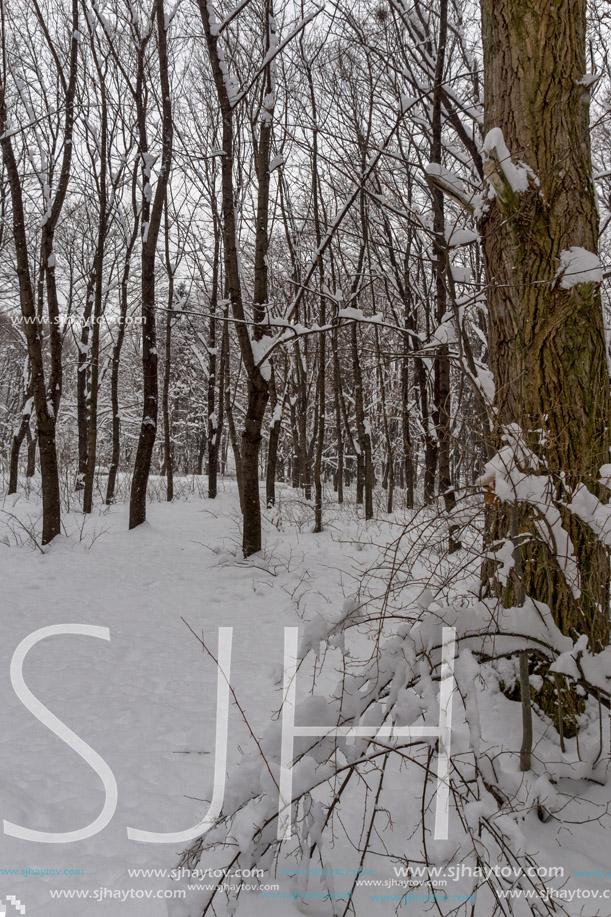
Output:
429 320 457 346
400 94 417 113
0 485 381 915
250 337 272 382
450 262 472 284
578 73 600 88
425 163 467 199
2 484 611 916
476 425 581 597
444 227 478 248
482 127 537 194
337 307 364 320
556 246 603 289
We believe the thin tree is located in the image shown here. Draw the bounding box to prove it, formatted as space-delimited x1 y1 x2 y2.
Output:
128 0 173 529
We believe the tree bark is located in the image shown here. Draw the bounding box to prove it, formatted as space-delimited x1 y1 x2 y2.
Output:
198 0 275 556
222 311 243 510
162 206 176 503
106 170 139 506
332 323 344 504
8 381 33 495
207 226 220 499
480 0 611 650
129 0 173 529
265 365 283 509
76 275 95 491
430 0 460 551
83 67 108 515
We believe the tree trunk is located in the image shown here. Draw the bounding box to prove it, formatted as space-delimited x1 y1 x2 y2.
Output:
222 309 244 511
129 0 173 530
83 77 108 515
333 323 344 504
376 329 394 514
162 206 176 504
198 0 274 556
76 276 95 492
308 68 326 533
351 321 373 519
430 0 460 551
106 172 139 506
8 384 33 495
207 230 220 499
266 366 283 509
162 283 174 503
25 426 36 478
480 0 611 650
401 348 414 509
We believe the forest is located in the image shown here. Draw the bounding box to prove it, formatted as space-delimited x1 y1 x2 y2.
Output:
2 0 611 915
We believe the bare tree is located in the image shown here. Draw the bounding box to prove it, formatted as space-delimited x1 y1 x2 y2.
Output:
128 0 173 529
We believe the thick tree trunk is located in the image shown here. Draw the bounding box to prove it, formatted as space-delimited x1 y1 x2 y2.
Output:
480 0 611 650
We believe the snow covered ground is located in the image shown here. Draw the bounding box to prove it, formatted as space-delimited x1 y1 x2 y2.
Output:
0 481 611 916
0 482 379 915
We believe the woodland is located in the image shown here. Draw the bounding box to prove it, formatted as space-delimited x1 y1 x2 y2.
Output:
2 1 611 915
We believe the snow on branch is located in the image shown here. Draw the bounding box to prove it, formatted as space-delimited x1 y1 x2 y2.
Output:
229 5 324 109
555 247 603 289
482 127 538 197
476 425 581 599
425 162 484 215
